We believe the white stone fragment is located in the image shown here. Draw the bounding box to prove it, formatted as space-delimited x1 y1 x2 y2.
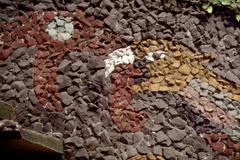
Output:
104 46 135 77
145 50 167 62
47 29 57 38
55 17 65 26
57 32 71 41
65 23 74 34
145 52 154 61
47 21 57 29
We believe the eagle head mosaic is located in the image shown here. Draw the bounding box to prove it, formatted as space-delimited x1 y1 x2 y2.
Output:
0 1 240 159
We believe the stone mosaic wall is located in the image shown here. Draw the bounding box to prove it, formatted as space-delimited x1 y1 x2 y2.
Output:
0 0 240 159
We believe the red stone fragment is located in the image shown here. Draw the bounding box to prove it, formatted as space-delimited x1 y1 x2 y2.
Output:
50 40 66 52
210 142 225 153
222 148 233 157
25 35 38 46
43 12 55 21
66 39 75 50
34 85 45 95
1 32 12 42
12 39 26 49
234 144 240 152
0 48 13 60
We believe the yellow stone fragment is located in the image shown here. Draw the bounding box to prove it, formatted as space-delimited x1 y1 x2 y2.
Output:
159 86 169 91
114 108 122 115
180 81 187 89
226 92 234 99
186 75 194 82
147 152 156 160
132 85 142 92
149 83 160 92
173 51 181 57
178 64 191 75
171 60 181 68
175 79 182 84
201 77 209 83
156 156 165 160
169 86 180 92
191 68 199 75
149 45 159 52
144 47 150 53
233 95 240 101
152 76 164 83
150 40 159 45
208 77 219 88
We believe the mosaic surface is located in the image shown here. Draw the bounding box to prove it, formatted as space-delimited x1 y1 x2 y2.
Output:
0 1 240 159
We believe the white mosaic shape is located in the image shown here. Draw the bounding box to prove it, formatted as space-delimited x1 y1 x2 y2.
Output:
105 46 135 77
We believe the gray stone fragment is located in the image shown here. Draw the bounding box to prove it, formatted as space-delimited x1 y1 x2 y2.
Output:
131 23 141 33
57 75 71 89
215 100 223 107
228 110 238 116
67 86 79 95
222 35 237 48
147 15 156 24
60 92 73 105
87 56 105 69
167 128 186 142
31 122 43 132
133 132 144 143
136 140 150 154
91 0 100 4
126 145 138 158
1 84 11 91
71 61 83 71
57 59 71 73
11 47 27 60
64 136 84 147
171 117 187 129
168 108 178 116
207 86 216 92
226 71 240 84
120 133 133 144
75 148 89 159
200 82 208 89
152 145 162 155
213 93 224 99
18 60 29 68
100 129 111 145
122 35 133 42
163 147 176 159
104 156 117 160
94 29 104 36
85 137 99 150
82 124 93 138
11 81 26 91
173 142 187 150
66 4 77 12
199 44 216 53
101 0 114 8
133 99 148 112
227 103 235 110
156 131 171 146
4 89 15 100
92 122 103 136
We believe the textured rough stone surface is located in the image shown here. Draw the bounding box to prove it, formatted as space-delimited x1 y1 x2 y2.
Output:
0 0 240 160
